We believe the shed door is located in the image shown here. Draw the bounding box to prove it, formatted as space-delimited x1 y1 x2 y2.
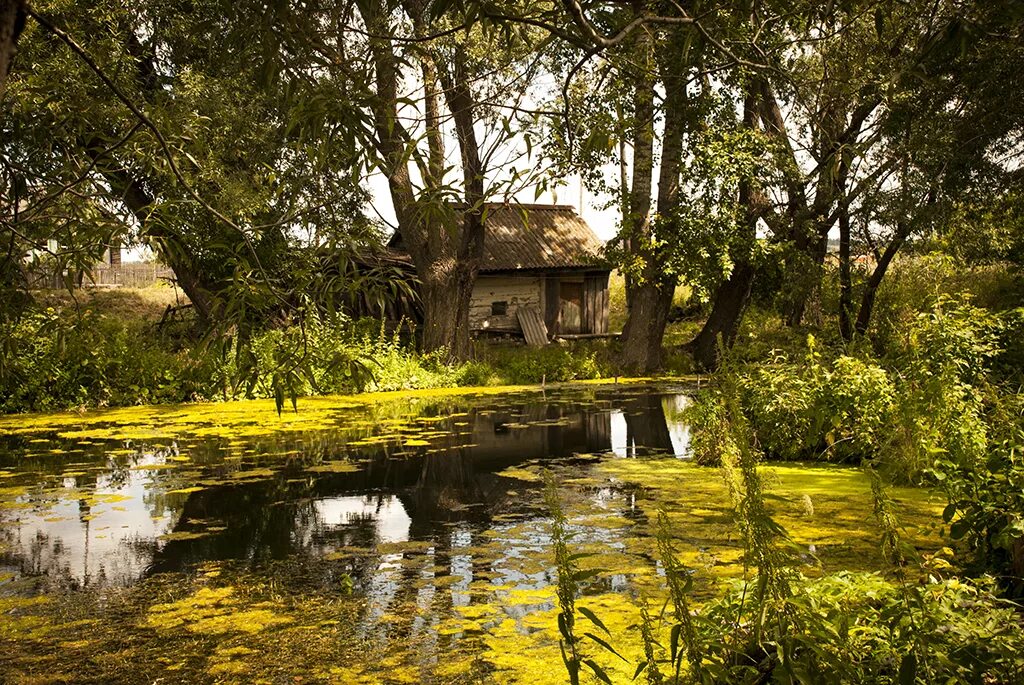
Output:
560 282 583 334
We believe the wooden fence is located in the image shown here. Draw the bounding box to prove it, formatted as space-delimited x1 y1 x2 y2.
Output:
30 263 176 289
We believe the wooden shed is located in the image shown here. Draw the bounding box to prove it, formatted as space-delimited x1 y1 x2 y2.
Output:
467 204 610 340
385 203 610 343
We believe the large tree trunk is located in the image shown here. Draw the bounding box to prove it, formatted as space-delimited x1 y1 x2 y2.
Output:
618 33 685 373
784 226 832 327
0 0 25 100
689 260 756 371
431 47 485 359
620 280 674 371
686 89 760 371
419 257 475 359
365 0 484 361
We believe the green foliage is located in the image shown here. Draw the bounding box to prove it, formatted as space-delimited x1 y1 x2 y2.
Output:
0 293 629 415
228 313 376 412
735 340 896 463
560 369 1024 683
655 510 701 681
696 570 1024 684
866 255 1022 354
0 304 499 413
937 397 1024 594
544 473 623 685
938 192 1024 267
701 298 1015 486
479 343 609 385
545 473 583 685
682 389 738 467
0 307 213 413
879 298 998 483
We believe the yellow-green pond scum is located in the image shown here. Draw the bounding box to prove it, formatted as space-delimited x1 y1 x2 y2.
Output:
0 382 943 683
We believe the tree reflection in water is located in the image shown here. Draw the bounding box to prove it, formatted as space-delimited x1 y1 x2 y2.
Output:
0 386 688 595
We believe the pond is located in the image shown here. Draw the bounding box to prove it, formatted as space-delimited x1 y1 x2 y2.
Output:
0 383 943 684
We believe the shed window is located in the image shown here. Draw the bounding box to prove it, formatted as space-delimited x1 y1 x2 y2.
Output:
491 301 508 316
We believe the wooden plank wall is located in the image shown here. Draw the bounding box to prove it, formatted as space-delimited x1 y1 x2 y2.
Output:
469 275 542 331
468 271 609 336
544 276 560 336
582 271 610 334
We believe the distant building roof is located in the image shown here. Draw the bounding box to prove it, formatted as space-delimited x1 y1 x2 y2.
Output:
388 203 607 273
480 203 605 272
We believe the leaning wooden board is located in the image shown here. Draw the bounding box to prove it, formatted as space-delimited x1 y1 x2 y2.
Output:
517 306 549 346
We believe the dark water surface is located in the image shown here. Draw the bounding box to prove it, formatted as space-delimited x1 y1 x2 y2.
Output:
0 383 941 684
0 384 692 590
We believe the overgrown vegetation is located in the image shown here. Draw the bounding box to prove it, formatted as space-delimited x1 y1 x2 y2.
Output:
0 287 628 413
548 368 1024 684
2 0 1024 680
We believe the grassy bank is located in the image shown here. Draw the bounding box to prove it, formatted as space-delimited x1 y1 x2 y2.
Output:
0 285 637 414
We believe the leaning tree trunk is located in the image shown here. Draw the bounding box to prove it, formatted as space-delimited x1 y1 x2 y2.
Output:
854 222 910 336
86 145 217 323
689 260 756 371
855 188 935 336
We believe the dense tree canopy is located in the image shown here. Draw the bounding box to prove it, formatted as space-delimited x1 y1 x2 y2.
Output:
1 0 1022 369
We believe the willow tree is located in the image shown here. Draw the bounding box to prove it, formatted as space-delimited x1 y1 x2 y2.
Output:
1 0 381 327
541 0 778 371
274 0 549 360
748 0 1024 337
537 1 713 372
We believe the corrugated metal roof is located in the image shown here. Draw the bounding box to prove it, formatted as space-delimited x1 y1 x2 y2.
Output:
478 203 605 272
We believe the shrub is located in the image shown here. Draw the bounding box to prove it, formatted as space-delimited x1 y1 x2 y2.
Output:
236 316 488 400
0 308 212 413
938 421 1024 595
0 308 502 413
480 343 608 385
821 355 896 459
736 338 895 462
685 389 740 466
699 570 1024 683
738 360 816 460
882 299 997 483
868 254 1021 356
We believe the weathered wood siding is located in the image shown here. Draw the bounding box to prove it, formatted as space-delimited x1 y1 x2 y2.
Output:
27 263 175 290
544 276 560 335
469 275 542 332
470 270 610 337
582 271 610 334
